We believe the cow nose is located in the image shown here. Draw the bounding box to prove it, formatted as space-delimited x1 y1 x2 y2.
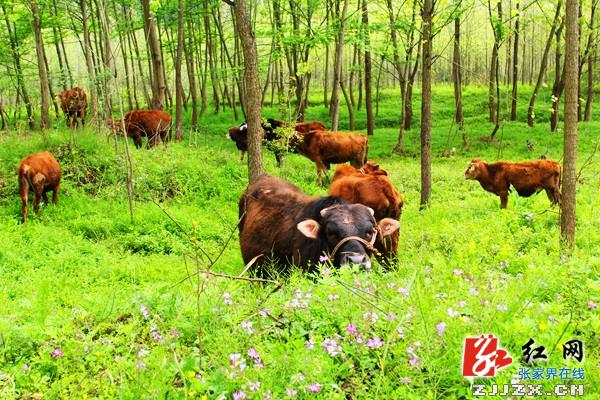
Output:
340 252 371 269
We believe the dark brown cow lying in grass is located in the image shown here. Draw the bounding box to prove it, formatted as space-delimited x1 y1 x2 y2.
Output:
464 158 561 208
295 131 369 186
238 174 400 277
111 110 172 149
59 87 87 128
329 161 404 262
18 151 61 223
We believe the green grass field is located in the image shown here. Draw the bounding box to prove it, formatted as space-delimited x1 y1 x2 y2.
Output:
0 85 598 399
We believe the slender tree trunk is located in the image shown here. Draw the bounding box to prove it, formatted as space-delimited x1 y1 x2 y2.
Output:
550 22 565 132
330 0 349 131
578 0 597 120
362 0 373 135
99 0 114 124
233 0 263 182
584 48 594 120
488 0 502 124
452 12 465 131
175 0 184 140
324 45 329 107
80 0 98 125
141 0 166 110
340 77 354 130
31 0 50 129
420 0 433 209
561 0 579 247
42 42 60 117
527 0 563 126
185 15 199 128
510 0 520 120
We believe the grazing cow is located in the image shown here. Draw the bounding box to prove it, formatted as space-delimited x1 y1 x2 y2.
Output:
111 110 172 149
18 151 61 223
329 162 404 262
239 174 400 277
59 87 87 128
464 158 561 208
294 130 369 186
226 119 326 164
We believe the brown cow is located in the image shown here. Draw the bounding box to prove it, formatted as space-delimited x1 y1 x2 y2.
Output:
111 110 172 149
239 174 400 277
59 87 87 128
294 130 368 186
329 162 404 262
18 151 61 223
464 158 561 208
226 119 326 164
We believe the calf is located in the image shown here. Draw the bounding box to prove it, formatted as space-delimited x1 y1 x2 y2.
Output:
294 130 369 186
464 158 561 208
239 174 400 277
111 110 172 149
18 151 61 223
226 119 326 164
329 162 404 262
59 87 87 128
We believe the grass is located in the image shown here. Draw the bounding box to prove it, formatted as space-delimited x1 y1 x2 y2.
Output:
0 85 598 399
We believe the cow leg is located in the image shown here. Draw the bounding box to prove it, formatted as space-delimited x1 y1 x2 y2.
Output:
546 187 561 206
42 192 49 204
316 160 325 186
499 191 509 209
134 136 142 149
20 177 29 223
53 183 60 204
239 150 245 161
32 173 46 215
275 151 284 168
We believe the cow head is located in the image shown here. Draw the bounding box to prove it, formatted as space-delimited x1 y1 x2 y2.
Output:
464 158 484 179
226 123 247 140
108 119 125 135
297 203 400 269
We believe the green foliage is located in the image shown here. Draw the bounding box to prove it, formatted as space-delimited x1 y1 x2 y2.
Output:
0 86 598 398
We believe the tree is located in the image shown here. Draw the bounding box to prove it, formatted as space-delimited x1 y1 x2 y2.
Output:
362 0 373 136
175 0 184 140
330 0 350 131
420 0 433 209
510 0 520 121
30 0 50 129
561 0 579 247
141 0 166 110
452 2 465 132
230 0 263 182
488 0 502 137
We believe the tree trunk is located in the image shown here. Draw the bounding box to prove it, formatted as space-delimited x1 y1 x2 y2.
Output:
233 0 263 182
362 0 374 135
141 0 166 110
452 13 465 131
185 14 199 128
330 0 349 131
488 0 502 125
561 0 578 247
80 0 98 125
99 0 113 124
550 22 566 132
584 48 594 120
510 0 520 120
175 0 184 140
420 0 433 209
340 77 354 130
527 0 563 126
31 0 51 129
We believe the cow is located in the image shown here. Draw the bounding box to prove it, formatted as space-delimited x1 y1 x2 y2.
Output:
464 158 561 208
18 151 61 223
110 110 172 149
294 130 369 186
329 161 404 263
59 87 87 128
238 174 400 277
226 119 326 164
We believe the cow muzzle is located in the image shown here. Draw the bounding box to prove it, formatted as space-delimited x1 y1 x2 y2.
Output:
340 252 371 269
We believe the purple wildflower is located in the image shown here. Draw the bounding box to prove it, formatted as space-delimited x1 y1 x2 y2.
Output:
229 353 247 371
22 364 30 371
469 287 480 296
223 292 233 305
384 312 398 321
407 346 421 368
436 321 447 336
139 305 150 319
169 329 180 338
248 381 261 391
136 361 147 370
50 348 63 358
233 390 247 400
447 307 458 317
397 287 410 297
327 294 339 301
453 269 463 276
307 383 322 393
458 300 467 308
396 327 405 338
363 311 378 323
241 321 254 335
497 304 508 312
321 337 342 356
400 377 413 384
588 301 597 310
285 388 298 397
367 337 383 349
345 324 358 335
247 348 264 368
319 255 330 263
305 338 315 350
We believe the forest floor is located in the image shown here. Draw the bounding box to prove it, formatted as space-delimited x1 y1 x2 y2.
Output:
0 85 598 399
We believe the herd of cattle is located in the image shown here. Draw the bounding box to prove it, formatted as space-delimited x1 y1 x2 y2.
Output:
16 86 563 274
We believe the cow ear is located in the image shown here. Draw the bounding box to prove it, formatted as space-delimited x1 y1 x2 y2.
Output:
378 218 400 237
366 207 375 217
320 205 338 217
297 219 321 239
